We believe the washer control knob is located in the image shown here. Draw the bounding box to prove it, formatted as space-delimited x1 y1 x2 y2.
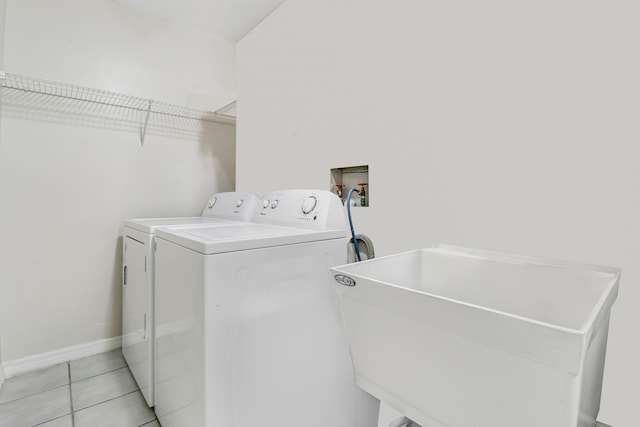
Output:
208 197 217 209
262 199 270 209
302 196 317 214
236 199 244 208
271 200 279 209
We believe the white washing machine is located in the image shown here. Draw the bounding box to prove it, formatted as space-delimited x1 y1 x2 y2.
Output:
153 189 380 427
122 191 259 407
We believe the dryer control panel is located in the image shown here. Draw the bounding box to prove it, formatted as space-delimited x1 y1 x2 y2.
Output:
201 192 260 221
254 190 346 232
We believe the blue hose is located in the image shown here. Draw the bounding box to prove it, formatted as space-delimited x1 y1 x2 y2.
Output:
346 188 362 262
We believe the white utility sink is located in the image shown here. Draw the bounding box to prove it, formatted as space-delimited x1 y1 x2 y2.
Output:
330 245 620 427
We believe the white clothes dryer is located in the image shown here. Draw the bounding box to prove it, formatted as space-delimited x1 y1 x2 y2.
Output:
122 191 259 407
153 190 379 427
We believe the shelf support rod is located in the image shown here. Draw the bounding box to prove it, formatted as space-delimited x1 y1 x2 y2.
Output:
140 100 152 146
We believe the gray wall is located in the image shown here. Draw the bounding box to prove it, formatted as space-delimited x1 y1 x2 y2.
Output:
236 0 640 425
0 0 7 385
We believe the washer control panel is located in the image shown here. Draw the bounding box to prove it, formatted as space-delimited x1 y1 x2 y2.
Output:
255 190 345 231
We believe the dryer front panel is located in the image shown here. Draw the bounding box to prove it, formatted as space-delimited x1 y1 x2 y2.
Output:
122 233 153 406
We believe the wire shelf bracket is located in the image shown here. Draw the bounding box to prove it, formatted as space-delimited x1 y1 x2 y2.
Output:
140 101 152 146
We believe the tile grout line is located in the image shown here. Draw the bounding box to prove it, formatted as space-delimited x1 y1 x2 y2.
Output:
31 413 74 427
0 383 69 407
31 415 72 427
68 363 76 427
0 363 71 406
71 365 129 384
71 389 140 413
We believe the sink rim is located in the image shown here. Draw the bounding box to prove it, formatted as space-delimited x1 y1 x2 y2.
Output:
331 244 620 336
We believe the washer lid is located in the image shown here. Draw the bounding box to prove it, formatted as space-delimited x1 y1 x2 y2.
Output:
124 217 234 234
155 223 346 254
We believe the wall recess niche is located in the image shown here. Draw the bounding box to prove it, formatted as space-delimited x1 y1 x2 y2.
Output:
330 165 369 207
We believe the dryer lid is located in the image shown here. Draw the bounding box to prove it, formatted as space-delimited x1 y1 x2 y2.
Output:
124 217 233 234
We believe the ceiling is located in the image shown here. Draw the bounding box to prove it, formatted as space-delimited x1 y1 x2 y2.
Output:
117 0 286 42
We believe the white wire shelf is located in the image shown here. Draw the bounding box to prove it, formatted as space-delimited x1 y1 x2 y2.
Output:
0 71 235 143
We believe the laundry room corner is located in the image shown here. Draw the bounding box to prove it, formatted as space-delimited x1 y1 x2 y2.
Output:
0 0 237 369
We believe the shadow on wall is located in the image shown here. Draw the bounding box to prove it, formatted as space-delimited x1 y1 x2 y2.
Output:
200 120 236 189
111 235 124 337
0 87 226 142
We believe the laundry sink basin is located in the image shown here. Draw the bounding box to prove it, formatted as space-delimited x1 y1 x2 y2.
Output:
330 245 620 427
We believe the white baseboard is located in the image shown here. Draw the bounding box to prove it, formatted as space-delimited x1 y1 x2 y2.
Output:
2 336 122 379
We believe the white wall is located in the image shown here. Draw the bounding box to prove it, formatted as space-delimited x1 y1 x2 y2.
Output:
0 0 6 386
0 0 236 363
237 1 639 425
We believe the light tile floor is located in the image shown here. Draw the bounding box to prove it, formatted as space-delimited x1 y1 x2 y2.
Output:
0 350 158 427
0 349 615 427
